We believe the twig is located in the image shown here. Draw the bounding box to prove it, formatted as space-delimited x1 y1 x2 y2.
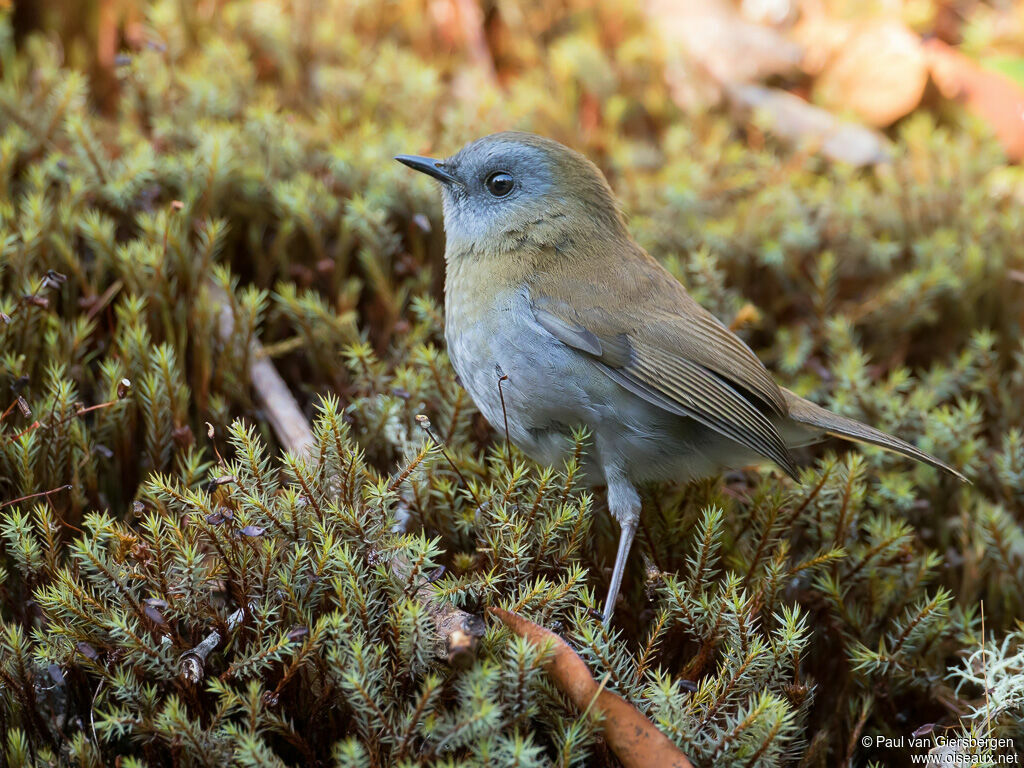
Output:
0 397 23 424
84 279 123 321
843 696 872 767
2 396 126 446
497 373 512 470
981 600 990 735
211 284 314 456
416 414 484 509
179 605 247 683
90 679 104 750
3 420 41 444
0 484 72 510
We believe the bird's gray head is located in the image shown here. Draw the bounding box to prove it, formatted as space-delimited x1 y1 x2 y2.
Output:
396 132 626 259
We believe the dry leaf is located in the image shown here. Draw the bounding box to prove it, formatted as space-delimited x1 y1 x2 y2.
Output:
925 39 1024 162
646 0 802 108
813 20 928 127
791 12 854 76
489 607 694 768
727 84 891 166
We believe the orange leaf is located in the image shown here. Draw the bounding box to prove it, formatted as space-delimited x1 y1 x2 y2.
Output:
489 607 694 768
925 39 1024 162
813 20 928 128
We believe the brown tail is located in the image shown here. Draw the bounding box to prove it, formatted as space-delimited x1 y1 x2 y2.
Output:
781 388 967 482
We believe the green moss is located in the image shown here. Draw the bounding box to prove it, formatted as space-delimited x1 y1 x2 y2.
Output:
1 2 1023 766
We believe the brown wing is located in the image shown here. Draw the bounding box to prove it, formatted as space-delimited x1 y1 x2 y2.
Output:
529 246 796 477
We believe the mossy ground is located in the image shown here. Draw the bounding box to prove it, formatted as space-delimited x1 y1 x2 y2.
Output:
1 2 1023 767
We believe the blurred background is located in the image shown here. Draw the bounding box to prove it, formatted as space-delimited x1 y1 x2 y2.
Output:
9 0 1024 159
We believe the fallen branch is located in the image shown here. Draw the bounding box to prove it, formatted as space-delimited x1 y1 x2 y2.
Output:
490 607 694 768
726 84 891 167
643 0 894 167
212 284 314 457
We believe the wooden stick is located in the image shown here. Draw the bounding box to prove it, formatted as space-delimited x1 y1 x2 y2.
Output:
212 285 314 456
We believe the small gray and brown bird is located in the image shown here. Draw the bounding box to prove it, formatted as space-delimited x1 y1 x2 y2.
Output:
396 132 965 623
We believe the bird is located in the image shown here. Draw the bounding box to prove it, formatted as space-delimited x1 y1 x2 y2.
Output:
395 132 965 623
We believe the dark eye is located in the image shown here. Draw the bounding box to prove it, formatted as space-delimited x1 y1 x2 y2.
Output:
485 171 514 197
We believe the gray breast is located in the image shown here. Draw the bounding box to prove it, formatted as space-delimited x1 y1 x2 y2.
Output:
445 288 585 463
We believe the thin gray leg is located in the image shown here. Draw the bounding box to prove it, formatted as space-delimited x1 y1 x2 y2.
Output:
603 518 637 624
603 474 641 624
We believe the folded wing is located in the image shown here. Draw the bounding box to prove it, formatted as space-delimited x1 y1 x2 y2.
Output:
531 294 799 479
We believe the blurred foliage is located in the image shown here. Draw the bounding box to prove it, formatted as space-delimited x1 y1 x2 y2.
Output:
1 1 1023 766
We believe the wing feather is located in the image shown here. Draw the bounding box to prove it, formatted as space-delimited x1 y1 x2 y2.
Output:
646 305 788 417
532 302 798 478
630 348 797 476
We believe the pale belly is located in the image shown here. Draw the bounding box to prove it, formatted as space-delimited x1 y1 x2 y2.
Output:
444 286 742 486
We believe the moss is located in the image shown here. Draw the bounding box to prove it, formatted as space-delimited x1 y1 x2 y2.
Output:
1 2 1023 766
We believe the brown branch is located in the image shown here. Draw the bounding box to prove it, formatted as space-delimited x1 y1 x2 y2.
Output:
0 484 72 510
490 607 694 768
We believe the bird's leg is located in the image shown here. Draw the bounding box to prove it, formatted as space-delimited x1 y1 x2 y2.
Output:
603 475 641 624
603 518 637 624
